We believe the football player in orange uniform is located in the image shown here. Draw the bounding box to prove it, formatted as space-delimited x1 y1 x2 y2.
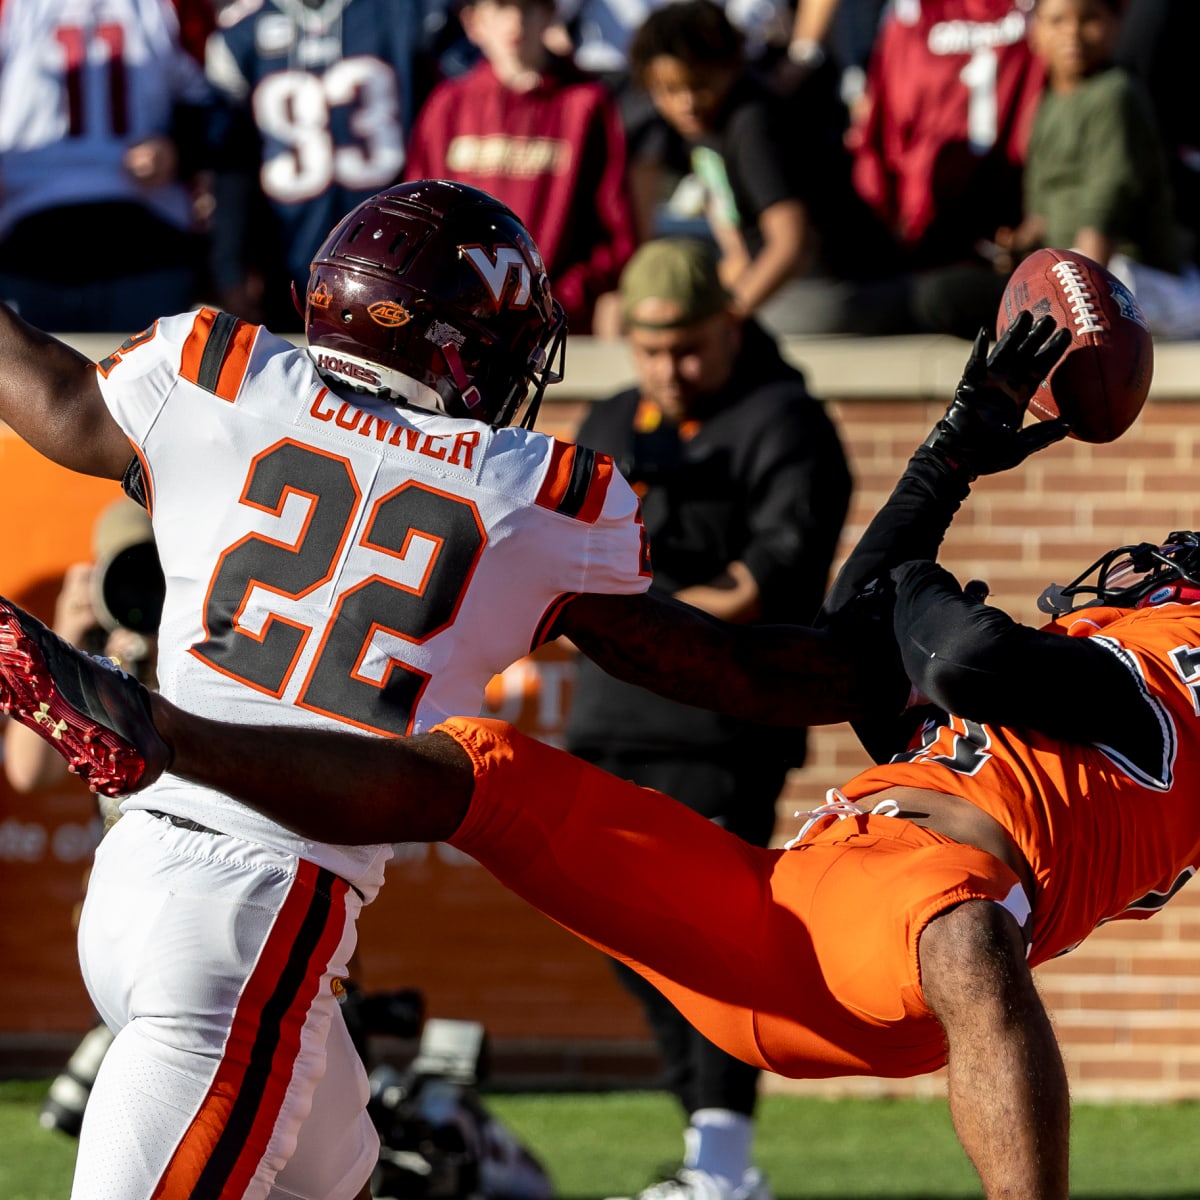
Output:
0 294 1129 1196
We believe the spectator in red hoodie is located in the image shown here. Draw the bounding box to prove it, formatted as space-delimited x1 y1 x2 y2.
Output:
405 0 637 333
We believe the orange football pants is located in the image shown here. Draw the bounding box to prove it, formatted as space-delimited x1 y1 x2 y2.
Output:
440 717 1023 1080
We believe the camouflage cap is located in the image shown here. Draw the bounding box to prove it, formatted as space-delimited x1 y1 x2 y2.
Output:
619 238 731 330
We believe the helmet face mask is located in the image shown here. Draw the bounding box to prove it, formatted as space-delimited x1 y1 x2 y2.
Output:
304 180 566 429
1038 532 1200 615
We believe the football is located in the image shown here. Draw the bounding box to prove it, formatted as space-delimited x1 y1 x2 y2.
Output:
996 247 1154 443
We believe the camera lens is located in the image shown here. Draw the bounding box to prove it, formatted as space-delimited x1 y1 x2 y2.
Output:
94 541 165 634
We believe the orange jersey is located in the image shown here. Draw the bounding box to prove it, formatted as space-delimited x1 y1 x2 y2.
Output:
841 602 1200 966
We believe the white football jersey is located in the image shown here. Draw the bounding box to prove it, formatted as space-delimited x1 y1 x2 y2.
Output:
0 0 210 237
96 309 651 896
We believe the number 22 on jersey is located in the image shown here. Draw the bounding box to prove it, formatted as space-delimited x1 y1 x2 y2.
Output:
191 440 484 736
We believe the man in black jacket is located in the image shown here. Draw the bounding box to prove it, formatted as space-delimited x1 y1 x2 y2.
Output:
565 237 852 1200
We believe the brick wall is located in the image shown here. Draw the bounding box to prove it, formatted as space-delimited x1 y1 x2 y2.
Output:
542 386 1200 1102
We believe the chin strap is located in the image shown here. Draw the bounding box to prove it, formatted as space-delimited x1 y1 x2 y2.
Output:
440 341 484 417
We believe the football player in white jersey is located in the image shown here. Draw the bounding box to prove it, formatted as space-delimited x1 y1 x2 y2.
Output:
0 179 874 1200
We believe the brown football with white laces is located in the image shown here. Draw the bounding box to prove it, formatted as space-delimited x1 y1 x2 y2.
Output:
997 247 1154 443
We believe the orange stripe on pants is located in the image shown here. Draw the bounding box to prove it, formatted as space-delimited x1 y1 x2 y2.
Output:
151 860 348 1200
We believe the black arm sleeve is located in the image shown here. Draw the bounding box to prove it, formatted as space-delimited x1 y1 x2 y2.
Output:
814 447 973 761
820 446 971 619
891 559 1170 773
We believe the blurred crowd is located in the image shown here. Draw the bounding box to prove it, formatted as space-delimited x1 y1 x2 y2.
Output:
2 0 1198 341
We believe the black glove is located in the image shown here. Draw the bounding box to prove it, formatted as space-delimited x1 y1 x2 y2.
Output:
924 311 1073 479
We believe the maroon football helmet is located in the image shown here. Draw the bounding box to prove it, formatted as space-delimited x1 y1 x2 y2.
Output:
304 180 566 429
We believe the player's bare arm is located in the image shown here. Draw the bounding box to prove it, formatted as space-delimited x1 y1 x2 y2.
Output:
0 303 132 478
552 318 1074 737
919 899 1069 1198
155 697 475 846
556 588 876 727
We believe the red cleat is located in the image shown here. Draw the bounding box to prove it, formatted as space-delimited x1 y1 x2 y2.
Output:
0 597 169 796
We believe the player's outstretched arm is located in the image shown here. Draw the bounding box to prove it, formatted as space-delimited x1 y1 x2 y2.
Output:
815 312 1072 761
0 303 132 479
890 558 1171 764
923 311 1072 480
0 583 862 832
556 587 879 728
822 311 1071 620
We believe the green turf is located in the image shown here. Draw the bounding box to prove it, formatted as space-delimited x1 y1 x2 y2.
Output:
487 1092 1200 1199
4 1081 1200 1198
0 1081 76 1200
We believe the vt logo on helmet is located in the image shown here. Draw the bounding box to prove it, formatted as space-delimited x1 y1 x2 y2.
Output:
304 180 566 429
460 245 533 309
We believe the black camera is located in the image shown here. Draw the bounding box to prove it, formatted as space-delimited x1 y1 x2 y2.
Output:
340 982 425 1064
93 539 165 635
368 1019 552 1200
39 1023 115 1137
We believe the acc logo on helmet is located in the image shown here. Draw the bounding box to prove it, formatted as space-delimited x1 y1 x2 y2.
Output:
368 301 412 327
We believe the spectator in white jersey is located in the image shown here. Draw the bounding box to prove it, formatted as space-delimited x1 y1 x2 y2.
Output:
0 179 873 1200
0 0 214 332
